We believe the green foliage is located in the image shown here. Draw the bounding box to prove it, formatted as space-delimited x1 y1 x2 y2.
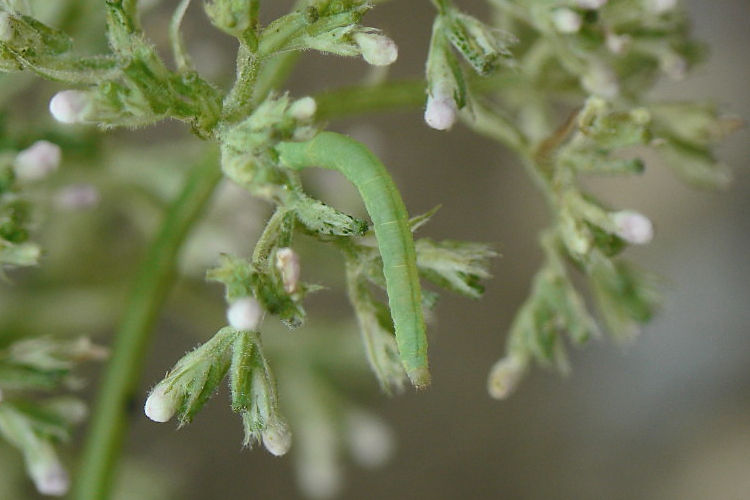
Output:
0 336 104 494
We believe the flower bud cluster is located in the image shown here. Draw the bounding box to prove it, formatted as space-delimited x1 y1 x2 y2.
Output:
207 252 309 329
144 327 237 424
0 336 104 496
424 7 515 131
490 0 698 102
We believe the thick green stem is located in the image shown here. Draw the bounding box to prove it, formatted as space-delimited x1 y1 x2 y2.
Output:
223 43 259 123
315 80 429 120
72 150 222 500
314 74 521 120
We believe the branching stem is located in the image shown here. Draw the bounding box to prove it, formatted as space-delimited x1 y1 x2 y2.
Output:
72 150 222 500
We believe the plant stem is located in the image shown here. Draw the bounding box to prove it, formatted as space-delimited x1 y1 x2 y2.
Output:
314 73 519 119
315 79 428 120
72 149 222 500
223 43 259 123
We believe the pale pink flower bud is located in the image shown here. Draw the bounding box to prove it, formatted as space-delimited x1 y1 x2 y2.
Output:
353 32 398 66
227 297 263 331
54 183 101 210
29 449 70 497
275 247 301 294
49 90 89 124
612 210 654 244
424 84 458 131
14 140 61 181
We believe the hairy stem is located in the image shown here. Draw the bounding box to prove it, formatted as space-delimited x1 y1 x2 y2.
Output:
72 150 222 500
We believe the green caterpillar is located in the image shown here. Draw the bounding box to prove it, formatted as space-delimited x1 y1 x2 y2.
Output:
276 131 430 388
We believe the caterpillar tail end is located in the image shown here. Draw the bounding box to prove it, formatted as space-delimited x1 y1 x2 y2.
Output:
407 366 431 390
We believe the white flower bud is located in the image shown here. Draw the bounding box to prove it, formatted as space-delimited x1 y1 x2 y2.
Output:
49 90 89 124
45 398 89 425
612 210 654 245
660 53 687 81
144 384 179 423
227 297 263 331
345 411 395 469
487 355 526 400
576 0 608 9
54 183 101 210
29 449 69 497
262 419 293 456
0 12 13 42
552 9 582 34
298 457 342 499
275 247 301 294
582 64 619 99
289 97 317 121
424 84 458 131
14 141 61 182
606 33 631 54
646 0 677 14
353 32 398 66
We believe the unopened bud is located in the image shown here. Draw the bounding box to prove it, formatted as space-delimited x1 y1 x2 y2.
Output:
551 9 582 34
54 183 101 210
353 32 398 66
49 90 89 124
424 84 458 131
346 411 395 468
606 33 631 54
582 64 619 99
576 0 608 9
14 141 61 181
660 53 687 81
612 210 654 244
0 12 13 42
262 419 293 456
289 97 317 121
53 399 88 425
298 457 342 500
144 384 179 423
487 354 527 400
227 297 263 331
29 449 69 497
646 0 677 14
275 247 301 294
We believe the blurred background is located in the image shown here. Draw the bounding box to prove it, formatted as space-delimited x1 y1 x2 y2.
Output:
0 0 748 499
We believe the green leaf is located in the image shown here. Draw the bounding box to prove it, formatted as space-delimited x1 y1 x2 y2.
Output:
153 327 236 425
415 238 496 299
